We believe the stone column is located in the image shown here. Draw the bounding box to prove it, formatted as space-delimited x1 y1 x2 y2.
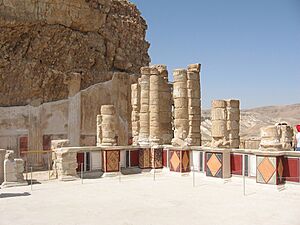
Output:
226 100 240 148
138 67 150 145
211 100 228 148
68 94 81 147
172 69 189 146
277 123 294 150
66 73 81 147
96 115 102 147
260 125 282 150
187 64 201 146
131 83 140 145
101 105 117 146
149 67 161 145
28 106 43 167
157 65 173 145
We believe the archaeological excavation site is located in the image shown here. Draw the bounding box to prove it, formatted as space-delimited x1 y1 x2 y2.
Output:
0 0 299 190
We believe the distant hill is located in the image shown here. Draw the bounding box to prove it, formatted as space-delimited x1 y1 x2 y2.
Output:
201 103 300 141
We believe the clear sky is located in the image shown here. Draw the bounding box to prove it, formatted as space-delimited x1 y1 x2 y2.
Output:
130 0 300 109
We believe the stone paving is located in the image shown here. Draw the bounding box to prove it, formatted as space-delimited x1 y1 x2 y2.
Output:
0 172 299 225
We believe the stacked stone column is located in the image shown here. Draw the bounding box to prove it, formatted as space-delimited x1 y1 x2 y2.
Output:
172 69 189 146
278 124 293 150
100 105 117 146
187 64 201 146
226 100 240 148
131 83 140 145
211 99 240 148
157 65 173 144
149 67 161 145
211 100 228 148
138 67 151 145
96 115 102 146
131 65 173 146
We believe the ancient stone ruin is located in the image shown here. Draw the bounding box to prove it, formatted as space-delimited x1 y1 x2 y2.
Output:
1 150 27 187
131 65 173 146
259 123 294 150
98 105 118 146
172 64 202 147
211 99 240 148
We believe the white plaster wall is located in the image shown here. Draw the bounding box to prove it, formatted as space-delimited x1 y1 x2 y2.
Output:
41 100 68 135
91 152 102 170
249 155 256 177
192 151 201 171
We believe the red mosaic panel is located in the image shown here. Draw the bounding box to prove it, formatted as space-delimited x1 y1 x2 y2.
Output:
231 154 242 175
130 150 139 167
283 157 299 183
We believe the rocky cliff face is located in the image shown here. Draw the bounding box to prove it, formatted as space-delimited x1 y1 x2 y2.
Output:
0 0 150 106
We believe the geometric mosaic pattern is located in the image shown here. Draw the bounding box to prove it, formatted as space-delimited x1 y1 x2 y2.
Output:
277 156 285 185
103 150 120 172
256 156 285 185
169 150 190 173
257 157 276 184
206 153 223 178
139 148 151 169
151 148 163 169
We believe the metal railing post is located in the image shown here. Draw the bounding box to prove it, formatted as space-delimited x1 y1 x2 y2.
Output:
119 162 121 183
48 151 50 180
192 165 195 187
81 163 83 184
30 167 33 192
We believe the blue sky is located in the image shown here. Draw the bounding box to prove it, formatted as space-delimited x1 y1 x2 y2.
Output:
130 0 300 109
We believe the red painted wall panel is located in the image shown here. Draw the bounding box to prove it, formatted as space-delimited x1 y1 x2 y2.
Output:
77 153 84 172
130 150 139 167
163 150 168 167
284 158 299 183
231 154 242 175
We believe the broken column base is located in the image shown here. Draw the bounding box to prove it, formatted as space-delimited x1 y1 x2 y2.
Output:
171 138 188 147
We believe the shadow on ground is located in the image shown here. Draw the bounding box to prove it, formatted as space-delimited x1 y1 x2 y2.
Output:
0 192 31 199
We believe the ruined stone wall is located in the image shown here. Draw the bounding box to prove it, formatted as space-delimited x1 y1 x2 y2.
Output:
0 0 150 106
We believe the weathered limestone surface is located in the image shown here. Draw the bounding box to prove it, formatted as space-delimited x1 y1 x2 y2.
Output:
187 64 201 146
138 67 150 145
100 105 117 146
149 67 160 145
278 124 294 150
260 123 294 150
55 149 78 181
172 64 202 147
0 0 150 106
172 69 189 146
1 150 27 187
260 126 282 150
131 83 140 145
157 65 173 144
132 65 172 146
211 99 240 148
227 100 240 148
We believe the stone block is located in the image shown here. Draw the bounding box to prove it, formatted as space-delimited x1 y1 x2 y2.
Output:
211 120 227 137
173 69 187 82
212 100 226 108
211 108 226 120
226 99 240 108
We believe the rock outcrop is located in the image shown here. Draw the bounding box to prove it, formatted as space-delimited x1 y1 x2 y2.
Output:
0 0 150 106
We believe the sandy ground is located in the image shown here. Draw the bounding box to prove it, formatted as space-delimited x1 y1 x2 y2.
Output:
0 172 299 225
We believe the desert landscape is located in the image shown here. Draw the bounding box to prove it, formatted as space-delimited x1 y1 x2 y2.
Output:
202 103 300 141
